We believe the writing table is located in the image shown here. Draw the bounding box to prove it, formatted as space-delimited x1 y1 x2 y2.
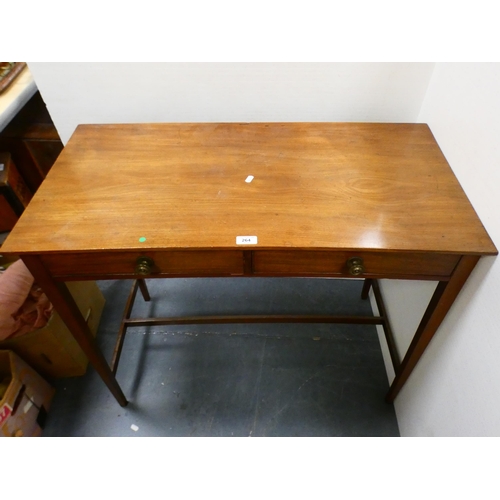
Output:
2 123 497 407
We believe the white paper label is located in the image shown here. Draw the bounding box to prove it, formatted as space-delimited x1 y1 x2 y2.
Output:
23 399 33 414
236 236 258 245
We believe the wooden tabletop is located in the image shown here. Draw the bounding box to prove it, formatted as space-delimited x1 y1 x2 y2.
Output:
2 122 497 256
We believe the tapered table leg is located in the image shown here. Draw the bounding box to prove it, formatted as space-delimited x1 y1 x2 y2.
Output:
386 255 479 402
22 255 128 407
138 279 151 302
361 279 373 300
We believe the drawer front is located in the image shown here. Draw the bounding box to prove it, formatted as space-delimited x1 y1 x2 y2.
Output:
252 250 460 279
41 250 245 278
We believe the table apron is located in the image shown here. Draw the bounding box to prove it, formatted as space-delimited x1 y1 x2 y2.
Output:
38 249 461 281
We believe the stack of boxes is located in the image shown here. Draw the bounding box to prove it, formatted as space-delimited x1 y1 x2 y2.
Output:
0 350 55 437
0 280 106 379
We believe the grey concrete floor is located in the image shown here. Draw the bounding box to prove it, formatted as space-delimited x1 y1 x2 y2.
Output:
42 278 400 437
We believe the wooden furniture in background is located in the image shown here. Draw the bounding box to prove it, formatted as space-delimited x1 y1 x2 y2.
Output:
2 123 497 407
0 91 63 194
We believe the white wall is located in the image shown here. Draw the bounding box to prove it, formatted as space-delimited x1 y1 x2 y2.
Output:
377 63 500 436
27 63 434 144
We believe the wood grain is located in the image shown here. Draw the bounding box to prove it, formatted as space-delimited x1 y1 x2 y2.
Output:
2 123 497 256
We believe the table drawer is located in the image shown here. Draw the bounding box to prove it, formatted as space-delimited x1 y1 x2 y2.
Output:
252 250 460 279
41 250 245 278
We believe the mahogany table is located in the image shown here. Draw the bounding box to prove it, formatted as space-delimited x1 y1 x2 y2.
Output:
2 123 496 407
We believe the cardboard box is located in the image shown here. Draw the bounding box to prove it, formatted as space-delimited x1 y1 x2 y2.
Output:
0 281 105 379
0 350 55 437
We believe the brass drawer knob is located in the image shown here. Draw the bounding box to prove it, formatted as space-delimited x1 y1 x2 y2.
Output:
347 257 365 276
135 256 154 275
